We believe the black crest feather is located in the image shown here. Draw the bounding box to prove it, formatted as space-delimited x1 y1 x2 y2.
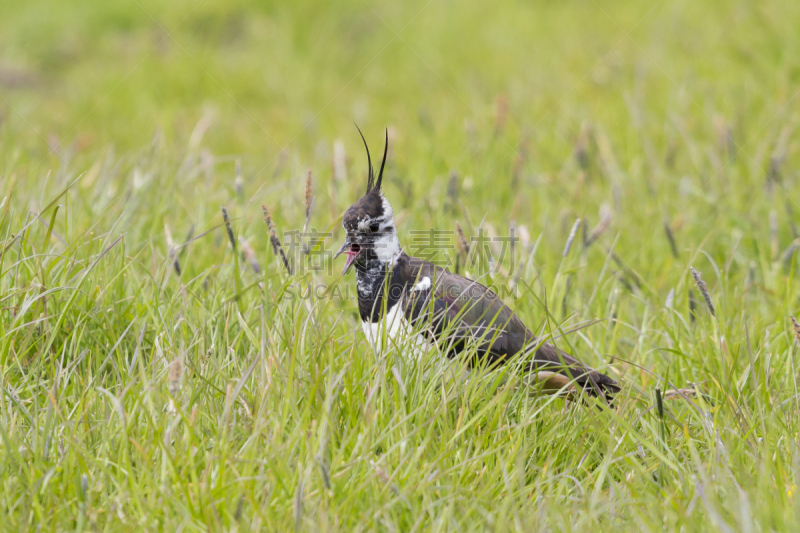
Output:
355 124 374 193
355 125 389 194
375 128 388 192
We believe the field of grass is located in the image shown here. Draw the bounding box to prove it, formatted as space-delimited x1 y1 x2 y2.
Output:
2 0 800 530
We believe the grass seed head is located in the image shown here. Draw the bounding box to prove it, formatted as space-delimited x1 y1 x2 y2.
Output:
168 355 183 398
664 219 679 258
262 204 292 274
304 168 313 227
690 266 715 317
262 204 274 233
785 200 799 239
782 239 800 269
456 221 470 256
713 115 735 161
221 206 236 252
791 315 800 345
447 171 459 214
586 204 612 247
616 272 634 293
562 218 581 257
239 236 261 273
574 121 592 170
655 387 664 419
235 495 245 521
509 220 516 258
517 224 530 250
319 460 331 490
767 125 791 185
494 93 509 135
665 288 675 309
164 224 181 276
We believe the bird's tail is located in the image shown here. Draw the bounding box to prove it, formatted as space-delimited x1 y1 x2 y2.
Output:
525 341 620 404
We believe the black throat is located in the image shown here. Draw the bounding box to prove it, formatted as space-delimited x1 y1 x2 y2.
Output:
355 254 409 323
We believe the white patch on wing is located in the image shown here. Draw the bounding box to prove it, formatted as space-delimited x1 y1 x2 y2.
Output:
413 276 431 291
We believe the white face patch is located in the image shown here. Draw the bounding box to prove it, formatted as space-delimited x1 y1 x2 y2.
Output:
356 217 371 232
370 194 400 266
372 232 400 265
380 196 394 225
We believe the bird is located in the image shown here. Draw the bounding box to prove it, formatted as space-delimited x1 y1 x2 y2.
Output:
333 129 620 403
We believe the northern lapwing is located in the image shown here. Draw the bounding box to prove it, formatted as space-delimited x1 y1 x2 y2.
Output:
334 130 620 402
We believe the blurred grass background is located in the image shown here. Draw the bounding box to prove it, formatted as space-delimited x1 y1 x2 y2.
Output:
2 0 800 530
3 0 799 258
3 0 796 157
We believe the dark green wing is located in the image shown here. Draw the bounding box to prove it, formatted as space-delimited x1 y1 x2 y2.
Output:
402 256 619 400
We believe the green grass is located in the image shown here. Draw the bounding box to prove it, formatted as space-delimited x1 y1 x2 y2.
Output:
2 0 800 530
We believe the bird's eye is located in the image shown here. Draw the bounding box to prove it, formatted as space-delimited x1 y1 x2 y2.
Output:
369 223 381 233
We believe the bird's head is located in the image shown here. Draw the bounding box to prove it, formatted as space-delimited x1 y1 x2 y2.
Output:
334 128 400 275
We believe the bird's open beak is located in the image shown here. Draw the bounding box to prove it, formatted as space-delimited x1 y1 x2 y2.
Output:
334 238 361 275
